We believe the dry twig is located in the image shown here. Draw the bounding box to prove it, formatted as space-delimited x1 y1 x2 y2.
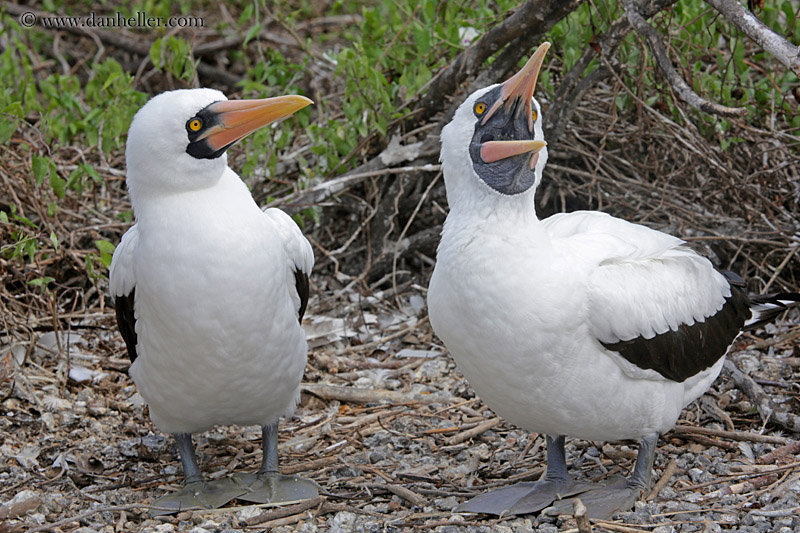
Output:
623 0 747 118
705 0 800 77
723 360 800 433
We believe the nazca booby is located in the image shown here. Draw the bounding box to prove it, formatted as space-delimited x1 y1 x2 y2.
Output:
110 88 317 514
427 42 800 518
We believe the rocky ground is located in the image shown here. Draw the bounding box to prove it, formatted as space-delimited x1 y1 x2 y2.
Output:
2 281 799 532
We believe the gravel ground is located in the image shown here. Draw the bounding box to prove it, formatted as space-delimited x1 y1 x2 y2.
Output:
2 286 799 532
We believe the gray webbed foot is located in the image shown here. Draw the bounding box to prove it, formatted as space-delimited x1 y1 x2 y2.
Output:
540 433 660 519
455 478 596 516
232 421 319 504
233 472 319 504
455 433 659 520
149 478 248 516
542 478 641 519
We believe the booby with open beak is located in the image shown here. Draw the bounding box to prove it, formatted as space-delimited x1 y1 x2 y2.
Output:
110 88 317 514
428 42 799 519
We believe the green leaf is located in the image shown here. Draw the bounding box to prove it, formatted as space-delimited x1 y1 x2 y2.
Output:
149 38 164 68
95 239 116 255
95 239 116 268
101 71 120 92
50 231 59 253
244 23 263 46
0 116 18 145
50 171 66 199
28 276 54 288
32 155 50 185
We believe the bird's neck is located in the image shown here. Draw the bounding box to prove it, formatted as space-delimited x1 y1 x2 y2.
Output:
130 167 251 223
444 196 543 234
441 158 542 226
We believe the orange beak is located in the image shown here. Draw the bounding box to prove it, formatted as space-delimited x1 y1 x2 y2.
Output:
482 42 550 132
197 95 313 152
480 140 547 164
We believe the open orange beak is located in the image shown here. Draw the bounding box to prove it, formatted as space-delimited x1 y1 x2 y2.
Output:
197 95 313 152
480 140 547 164
482 42 550 133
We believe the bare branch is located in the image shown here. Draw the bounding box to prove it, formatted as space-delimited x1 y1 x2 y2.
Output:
470 0 587 91
623 0 748 118
545 0 680 142
705 0 800 78
417 0 587 127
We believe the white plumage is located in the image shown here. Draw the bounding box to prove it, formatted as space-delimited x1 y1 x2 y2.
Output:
427 42 797 518
110 88 317 512
429 186 728 440
110 173 310 433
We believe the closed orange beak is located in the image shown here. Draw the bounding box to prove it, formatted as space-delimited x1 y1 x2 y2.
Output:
197 95 313 151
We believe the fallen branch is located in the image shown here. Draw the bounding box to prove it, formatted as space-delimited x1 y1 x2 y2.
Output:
574 498 592 533
587 520 652 533
363 482 425 507
671 423 790 445
705 0 800 78
698 473 779 501
757 441 800 465
446 417 503 445
283 455 340 474
679 433 738 451
724 359 800 433
244 496 323 527
646 458 679 500
623 0 747 118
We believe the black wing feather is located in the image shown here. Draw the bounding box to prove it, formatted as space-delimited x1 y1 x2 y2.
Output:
294 269 309 323
600 270 750 383
115 289 138 363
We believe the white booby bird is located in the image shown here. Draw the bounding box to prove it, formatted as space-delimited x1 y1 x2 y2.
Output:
428 42 800 518
109 88 317 513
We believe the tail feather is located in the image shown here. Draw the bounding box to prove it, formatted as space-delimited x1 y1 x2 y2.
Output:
744 292 800 331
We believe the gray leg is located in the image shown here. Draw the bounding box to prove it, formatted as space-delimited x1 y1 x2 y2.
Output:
455 434 595 516
149 433 247 516
542 435 569 482
543 432 660 519
234 421 319 504
175 433 202 483
260 422 279 475
629 432 658 490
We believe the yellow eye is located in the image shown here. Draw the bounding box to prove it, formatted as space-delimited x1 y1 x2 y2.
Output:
532 110 538 122
187 118 203 132
474 102 486 115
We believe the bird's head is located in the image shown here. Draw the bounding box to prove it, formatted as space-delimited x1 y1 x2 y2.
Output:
125 88 312 199
441 42 550 211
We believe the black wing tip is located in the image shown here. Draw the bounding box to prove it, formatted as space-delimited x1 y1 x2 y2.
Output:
743 291 800 332
721 270 746 288
114 289 138 364
293 268 310 323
